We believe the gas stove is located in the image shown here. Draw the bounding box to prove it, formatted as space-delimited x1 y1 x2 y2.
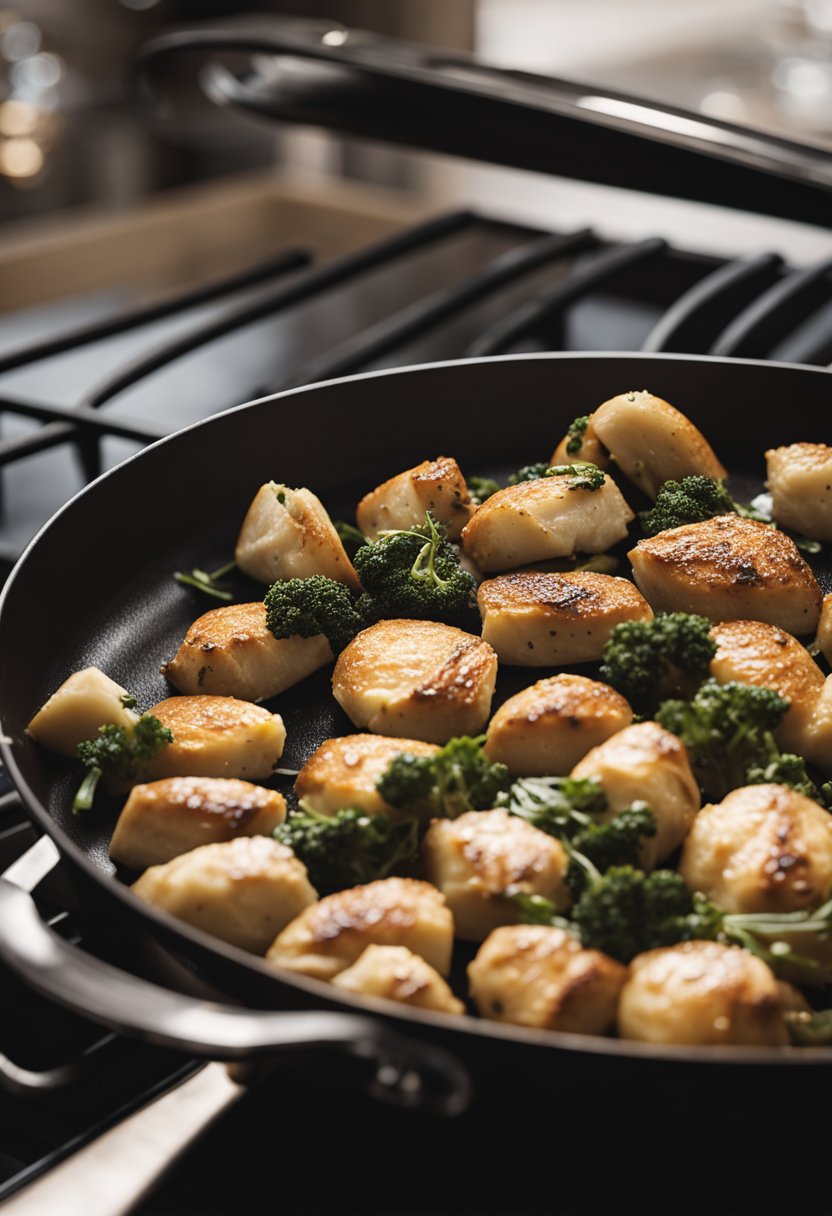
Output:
1 45 832 1211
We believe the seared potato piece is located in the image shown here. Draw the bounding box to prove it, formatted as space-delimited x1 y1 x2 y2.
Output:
679 784 832 915
295 734 439 820
461 472 633 573
332 619 497 744
478 571 652 666
571 722 700 870
630 515 822 635
28 667 138 757
550 416 610 469
145 696 285 780
132 836 316 954
332 945 464 1015
816 594 832 665
162 602 333 701
356 456 475 541
235 483 359 589
468 925 626 1034
422 809 571 942
109 777 286 870
618 941 789 1047
709 619 831 770
591 390 726 499
266 877 453 981
766 443 832 541
484 674 633 776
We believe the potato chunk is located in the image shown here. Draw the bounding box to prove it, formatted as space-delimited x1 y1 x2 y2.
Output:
468 925 626 1033
679 784 832 915
766 442 832 542
132 836 316 954
27 667 138 757
484 674 632 776
571 721 700 869
590 390 726 499
461 473 633 574
630 515 822 635
478 571 652 666
162 602 333 701
332 619 497 744
145 696 285 780
356 456 475 541
422 809 571 942
332 945 464 1015
294 734 439 820
109 777 287 870
266 877 453 981
709 618 832 771
235 483 359 588
618 942 789 1047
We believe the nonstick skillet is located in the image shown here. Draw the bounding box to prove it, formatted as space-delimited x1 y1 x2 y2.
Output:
2 351 832 1108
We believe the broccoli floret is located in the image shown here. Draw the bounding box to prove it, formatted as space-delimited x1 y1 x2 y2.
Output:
746 751 821 801
353 511 476 626
656 678 792 799
546 462 606 491
334 520 369 559
565 414 591 456
74 714 173 814
275 806 418 895
264 575 363 655
599 613 716 716
377 735 510 819
639 476 739 535
467 475 501 505
496 777 656 893
507 462 549 485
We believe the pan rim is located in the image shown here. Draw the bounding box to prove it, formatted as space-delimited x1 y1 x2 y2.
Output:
3 349 832 1066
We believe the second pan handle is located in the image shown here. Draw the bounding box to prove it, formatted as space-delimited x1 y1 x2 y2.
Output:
0 877 472 1118
134 16 832 228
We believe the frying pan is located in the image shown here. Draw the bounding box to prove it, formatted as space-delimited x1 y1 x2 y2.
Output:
2 350 832 1113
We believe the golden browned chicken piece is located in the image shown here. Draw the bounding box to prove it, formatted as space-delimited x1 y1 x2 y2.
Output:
571 721 700 870
483 674 633 776
332 945 464 1015
590 390 726 498
468 925 626 1034
679 784 832 915
145 696 286 781
618 942 789 1046
478 571 652 666
461 471 633 573
294 734 439 820
266 877 454 981
132 836 317 954
709 618 832 771
109 777 286 871
766 442 832 542
550 416 610 468
235 482 359 589
332 619 497 744
162 602 333 701
356 456 475 541
27 667 139 757
629 515 822 635
815 593 832 665
422 809 572 942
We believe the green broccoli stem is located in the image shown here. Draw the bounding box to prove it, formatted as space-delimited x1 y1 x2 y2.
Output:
173 559 236 602
73 765 102 815
721 897 832 980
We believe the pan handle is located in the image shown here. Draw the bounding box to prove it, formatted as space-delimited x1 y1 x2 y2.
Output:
0 878 471 1117
133 16 832 228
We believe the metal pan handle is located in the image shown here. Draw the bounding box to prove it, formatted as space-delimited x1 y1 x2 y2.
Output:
133 16 832 228
0 877 471 1117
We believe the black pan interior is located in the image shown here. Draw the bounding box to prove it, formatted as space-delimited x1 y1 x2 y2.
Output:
2 352 832 1064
